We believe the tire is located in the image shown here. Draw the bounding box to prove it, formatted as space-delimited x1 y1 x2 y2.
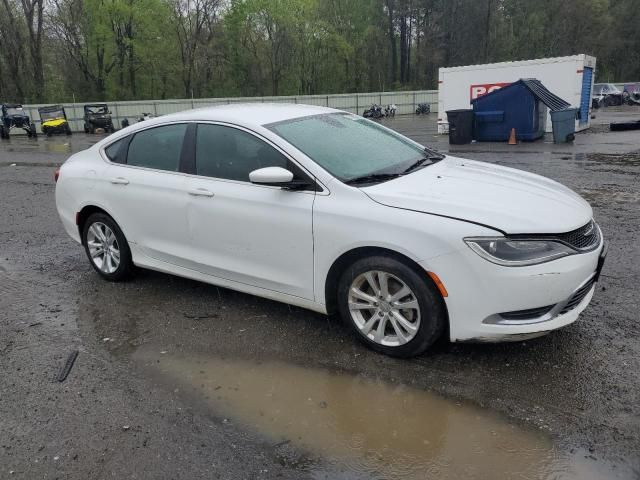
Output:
337 255 446 357
65 124 72 135
0 126 7 139
30 123 37 138
82 213 134 281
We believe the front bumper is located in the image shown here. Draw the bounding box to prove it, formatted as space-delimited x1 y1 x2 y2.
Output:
421 237 606 342
88 118 112 127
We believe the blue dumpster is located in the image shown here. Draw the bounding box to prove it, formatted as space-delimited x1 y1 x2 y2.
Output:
471 79 571 142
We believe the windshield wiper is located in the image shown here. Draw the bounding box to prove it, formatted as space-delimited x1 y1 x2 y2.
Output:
403 148 445 174
345 173 403 186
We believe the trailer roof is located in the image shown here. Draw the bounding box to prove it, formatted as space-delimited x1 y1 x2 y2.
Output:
439 54 596 73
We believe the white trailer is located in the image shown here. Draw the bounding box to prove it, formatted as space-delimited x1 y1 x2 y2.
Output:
437 54 596 134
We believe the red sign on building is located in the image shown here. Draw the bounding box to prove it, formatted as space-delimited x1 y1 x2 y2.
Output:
470 83 511 100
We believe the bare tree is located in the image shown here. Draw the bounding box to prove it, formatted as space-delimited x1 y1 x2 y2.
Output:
170 0 222 98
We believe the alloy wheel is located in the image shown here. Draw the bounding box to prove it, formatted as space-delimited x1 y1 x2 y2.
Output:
86 222 121 274
348 270 421 346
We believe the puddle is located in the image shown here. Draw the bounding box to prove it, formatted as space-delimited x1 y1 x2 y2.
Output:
135 349 618 479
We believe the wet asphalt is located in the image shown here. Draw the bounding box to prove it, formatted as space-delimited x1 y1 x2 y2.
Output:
0 108 639 479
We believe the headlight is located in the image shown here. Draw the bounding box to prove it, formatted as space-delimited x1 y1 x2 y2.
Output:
464 237 576 266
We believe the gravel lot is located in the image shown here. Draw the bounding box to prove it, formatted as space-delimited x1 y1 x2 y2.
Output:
0 108 638 479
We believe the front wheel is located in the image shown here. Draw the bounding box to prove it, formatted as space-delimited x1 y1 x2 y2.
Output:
82 213 133 281
337 256 446 357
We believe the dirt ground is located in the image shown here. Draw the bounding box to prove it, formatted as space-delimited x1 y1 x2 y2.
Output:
0 107 638 479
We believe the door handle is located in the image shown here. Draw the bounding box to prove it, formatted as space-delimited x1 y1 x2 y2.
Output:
188 188 214 197
110 177 129 185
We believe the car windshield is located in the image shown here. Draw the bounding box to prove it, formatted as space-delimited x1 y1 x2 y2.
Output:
267 113 441 182
5 107 24 116
86 105 108 114
40 109 64 120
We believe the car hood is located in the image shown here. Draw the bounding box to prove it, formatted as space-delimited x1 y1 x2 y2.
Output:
361 156 592 234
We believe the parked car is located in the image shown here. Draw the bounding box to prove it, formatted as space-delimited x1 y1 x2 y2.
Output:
84 104 114 133
622 83 640 106
0 104 37 138
39 105 72 136
592 83 623 108
54 104 606 357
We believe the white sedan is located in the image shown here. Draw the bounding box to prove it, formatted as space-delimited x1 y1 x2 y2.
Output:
55 104 606 357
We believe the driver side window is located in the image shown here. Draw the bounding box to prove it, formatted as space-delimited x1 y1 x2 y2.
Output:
195 124 289 181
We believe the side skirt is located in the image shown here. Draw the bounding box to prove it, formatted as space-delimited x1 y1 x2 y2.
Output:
130 244 328 315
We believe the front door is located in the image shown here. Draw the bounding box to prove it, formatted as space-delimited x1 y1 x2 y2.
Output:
184 123 315 300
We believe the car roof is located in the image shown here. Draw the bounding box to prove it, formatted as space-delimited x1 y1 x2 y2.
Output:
94 103 344 151
38 104 64 112
153 103 341 127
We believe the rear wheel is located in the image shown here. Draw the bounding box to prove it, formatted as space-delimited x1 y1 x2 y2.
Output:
29 123 37 138
82 213 133 281
65 124 72 135
0 126 7 139
337 256 446 357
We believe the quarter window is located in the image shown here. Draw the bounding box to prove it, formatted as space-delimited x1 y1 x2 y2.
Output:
195 124 289 181
126 124 187 171
104 137 126 163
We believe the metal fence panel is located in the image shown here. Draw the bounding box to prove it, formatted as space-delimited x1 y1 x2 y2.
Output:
20 90 439 131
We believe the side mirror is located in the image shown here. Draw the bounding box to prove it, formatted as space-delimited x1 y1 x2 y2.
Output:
249 167 294 186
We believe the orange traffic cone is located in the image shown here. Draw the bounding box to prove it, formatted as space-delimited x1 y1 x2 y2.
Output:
508 128 517 145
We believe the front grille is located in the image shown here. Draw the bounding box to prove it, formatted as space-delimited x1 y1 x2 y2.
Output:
553 220 600 251
510 220 601 252
559 276 596 315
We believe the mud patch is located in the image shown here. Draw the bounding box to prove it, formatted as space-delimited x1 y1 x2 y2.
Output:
586 152 640 167
579 186 640 206
135 350 618 479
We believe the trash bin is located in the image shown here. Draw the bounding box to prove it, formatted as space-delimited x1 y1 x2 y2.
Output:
446 109 474 144
551 108 577 143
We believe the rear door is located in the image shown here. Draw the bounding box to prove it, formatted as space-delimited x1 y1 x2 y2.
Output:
100 123 191 266
183 123 316 300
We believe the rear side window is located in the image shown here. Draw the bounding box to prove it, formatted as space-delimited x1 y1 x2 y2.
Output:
195 124 289 181
127 124 187 171
104 138 126 163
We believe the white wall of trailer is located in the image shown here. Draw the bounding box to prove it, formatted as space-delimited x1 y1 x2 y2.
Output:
437 55 597 134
